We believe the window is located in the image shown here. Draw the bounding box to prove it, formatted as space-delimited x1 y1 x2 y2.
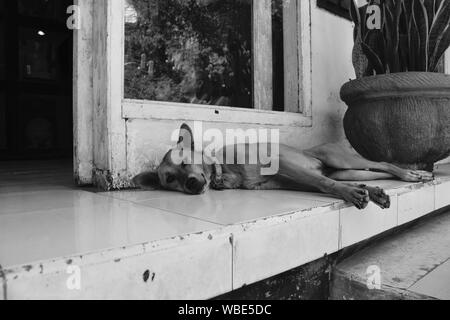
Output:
123 0 310 116
0 1 4 149
317 0 351 20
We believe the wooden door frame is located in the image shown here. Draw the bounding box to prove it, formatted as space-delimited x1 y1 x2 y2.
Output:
73 0 93 185
73 0 128 188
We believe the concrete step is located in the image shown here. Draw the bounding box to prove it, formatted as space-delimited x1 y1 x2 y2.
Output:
331 210 450 300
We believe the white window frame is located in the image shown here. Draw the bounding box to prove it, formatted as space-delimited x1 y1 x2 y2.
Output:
446 50 450 75
121 0 313 127
74 0 313 185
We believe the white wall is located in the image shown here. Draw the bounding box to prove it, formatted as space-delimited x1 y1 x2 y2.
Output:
440 50 450 165
125 5 356 175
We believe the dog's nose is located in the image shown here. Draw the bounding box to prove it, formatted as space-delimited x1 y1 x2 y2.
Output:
186 177 205 194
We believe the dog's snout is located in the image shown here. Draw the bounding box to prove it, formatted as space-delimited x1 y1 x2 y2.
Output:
186 177 206 194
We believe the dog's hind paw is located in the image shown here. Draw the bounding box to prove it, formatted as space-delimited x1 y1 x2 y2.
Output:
395 169 434 183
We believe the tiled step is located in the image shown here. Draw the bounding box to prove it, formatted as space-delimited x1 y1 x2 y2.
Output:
331 210 450 300
1 164 450 299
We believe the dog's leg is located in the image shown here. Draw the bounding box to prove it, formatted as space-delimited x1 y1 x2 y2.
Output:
327 170 392 209
341 182 391 209
278 150 370 209
327 170 394 181
362 185 391 209
306 143 434 182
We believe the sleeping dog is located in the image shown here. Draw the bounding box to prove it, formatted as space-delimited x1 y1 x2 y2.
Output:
133 124 434 210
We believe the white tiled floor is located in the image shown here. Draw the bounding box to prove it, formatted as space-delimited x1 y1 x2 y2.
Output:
410 259 450 300
398 186 435 225
1 161 450 300
0 161 219 267
0 190 219 267
340 197 399 248
122 190 340 225
0 187 343 267
232 208 340 287
4 233 234 300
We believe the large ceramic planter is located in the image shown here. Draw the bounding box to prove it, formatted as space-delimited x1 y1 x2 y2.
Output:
341 72 450 171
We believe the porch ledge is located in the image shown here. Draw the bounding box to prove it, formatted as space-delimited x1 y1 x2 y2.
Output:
1 165 450 300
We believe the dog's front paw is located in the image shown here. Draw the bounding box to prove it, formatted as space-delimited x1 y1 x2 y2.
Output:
340 185 370 210
363 185 391 209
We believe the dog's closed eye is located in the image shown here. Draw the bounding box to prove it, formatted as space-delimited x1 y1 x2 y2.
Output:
166 174 176 184
133 172 161 190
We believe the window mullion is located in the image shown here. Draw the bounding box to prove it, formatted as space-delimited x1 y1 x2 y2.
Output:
283 0 300 113
253 0 273 111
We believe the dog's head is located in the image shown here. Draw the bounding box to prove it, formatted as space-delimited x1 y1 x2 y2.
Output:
133 124 212 195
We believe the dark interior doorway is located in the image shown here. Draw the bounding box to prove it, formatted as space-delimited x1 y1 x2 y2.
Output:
0 0 73 161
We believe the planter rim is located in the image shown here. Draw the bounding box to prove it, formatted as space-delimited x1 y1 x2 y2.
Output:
341 72 450 105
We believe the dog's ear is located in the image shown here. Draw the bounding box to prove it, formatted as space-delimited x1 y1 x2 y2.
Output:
177 123 195 151
132 171 161 190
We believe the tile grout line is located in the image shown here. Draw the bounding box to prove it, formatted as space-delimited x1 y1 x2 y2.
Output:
396 193 400 227
101 190 345 205
230 234 235 291
94 192 226 226
99 192 352 226
433 185 439 211
407 257 450 292
144 206 227 226
338 208 342 250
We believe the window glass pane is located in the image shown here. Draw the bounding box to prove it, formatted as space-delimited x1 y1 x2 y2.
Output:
0 21 4 81
0 0 4 81
272 0 284 112
124 0 253 108
0 1 4 149
0 93 5 150
18 27 68 82
18 0 71 23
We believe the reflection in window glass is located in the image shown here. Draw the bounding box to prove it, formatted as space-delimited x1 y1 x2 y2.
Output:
124 0 253 108
0 21 4 81
0 2 4 150
272 0 284 112
0 93 5 150
17 0 72 22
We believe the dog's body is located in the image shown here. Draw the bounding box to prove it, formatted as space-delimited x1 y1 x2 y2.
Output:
134 124 434 210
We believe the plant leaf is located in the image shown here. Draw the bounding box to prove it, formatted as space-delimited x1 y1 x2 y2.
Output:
415 0 430 71
430 22 450 71
361 40 386 74
428 0 450 69
350 0 361 41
